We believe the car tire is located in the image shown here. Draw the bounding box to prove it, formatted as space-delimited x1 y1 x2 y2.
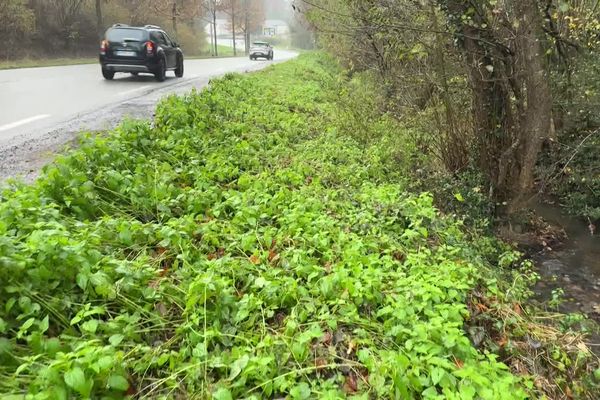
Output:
175 57 184 78
102 68 115 80
249 55 254 60
155 57 166 82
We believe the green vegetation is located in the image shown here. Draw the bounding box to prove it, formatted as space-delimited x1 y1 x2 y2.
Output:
0 58 98 70
0 46 244 71
1 53 598 399
302 1 600 222
197 44 246 58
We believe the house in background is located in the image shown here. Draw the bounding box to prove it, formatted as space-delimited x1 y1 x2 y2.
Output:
262 19 290 37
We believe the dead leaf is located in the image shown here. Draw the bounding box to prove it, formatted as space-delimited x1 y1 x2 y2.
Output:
126 381 137 396
565 386 573 399
513 303 523 315
576 341 590 354
347 340 356 355
249 255 261 265
453 356 464 369
393 251 405 262
321 331 333 345
497 336 508 347
343 374 358 393
155 303 168 317
268 249 279 263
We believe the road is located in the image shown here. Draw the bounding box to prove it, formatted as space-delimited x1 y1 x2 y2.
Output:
0 50 297 182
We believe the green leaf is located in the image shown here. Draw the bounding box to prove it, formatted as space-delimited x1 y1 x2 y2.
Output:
97 356 113 371
39 315 49 334
454 193 465 202
290 382 311 399
64 367 92 397
109 334 124 346
21 317 35 331
558 1 569 12
228 354 249 380
254 277 267 288
212 387 233 400
431 367 445 385
81 319 98 334
107 375 130 391
76 272 89 290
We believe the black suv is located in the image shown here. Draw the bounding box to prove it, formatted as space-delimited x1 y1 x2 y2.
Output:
99 24 184 82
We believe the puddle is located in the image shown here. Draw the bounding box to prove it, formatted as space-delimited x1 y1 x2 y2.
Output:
532 203 600 320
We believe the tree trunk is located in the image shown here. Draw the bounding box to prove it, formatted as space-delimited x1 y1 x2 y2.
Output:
231 1 237 56
172 1 178 36
95 0 103 39
209 21 215 56
508 0 553 211
429 3 466 172
244 0 250 54
212 5 218 56
442 0 552 213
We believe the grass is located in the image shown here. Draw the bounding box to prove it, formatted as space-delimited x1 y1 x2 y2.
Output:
0 53 598 399
0 57 98 70
0 46 245 70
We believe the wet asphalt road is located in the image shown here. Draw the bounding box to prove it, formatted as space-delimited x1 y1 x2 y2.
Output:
0 50 297 182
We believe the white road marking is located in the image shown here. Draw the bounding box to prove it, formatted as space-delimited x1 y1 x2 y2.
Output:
0 114 51 132
118 85 152 97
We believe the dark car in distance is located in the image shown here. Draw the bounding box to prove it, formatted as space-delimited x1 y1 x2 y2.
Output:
99 24 184 82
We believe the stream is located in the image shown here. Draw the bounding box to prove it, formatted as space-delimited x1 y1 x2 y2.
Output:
532 203 600 322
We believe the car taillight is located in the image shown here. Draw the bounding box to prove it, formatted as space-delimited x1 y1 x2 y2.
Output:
145 41 155 56
100 40 108 55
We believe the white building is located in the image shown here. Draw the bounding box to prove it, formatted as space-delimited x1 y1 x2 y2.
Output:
262 19 290 37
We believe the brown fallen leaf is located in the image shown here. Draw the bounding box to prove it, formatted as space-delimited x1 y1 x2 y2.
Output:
343 374 358 393
321 331 333 345
249 255 261 265
453 356 464 369
513 303 523 316
268 249 280 264
497 336 508 347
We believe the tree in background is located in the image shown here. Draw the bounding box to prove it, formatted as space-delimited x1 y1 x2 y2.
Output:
297 0 560 213
201 0 222 56
0 0 34 59
4 0 209 58
237 0 264 54
222 0 239 55
213 0 263 56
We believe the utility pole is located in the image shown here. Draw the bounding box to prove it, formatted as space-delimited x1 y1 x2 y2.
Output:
232 0 237 56
95 0 104 39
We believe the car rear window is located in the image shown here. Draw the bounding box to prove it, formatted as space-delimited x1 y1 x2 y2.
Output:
106 28 147 42
253 42 268 47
